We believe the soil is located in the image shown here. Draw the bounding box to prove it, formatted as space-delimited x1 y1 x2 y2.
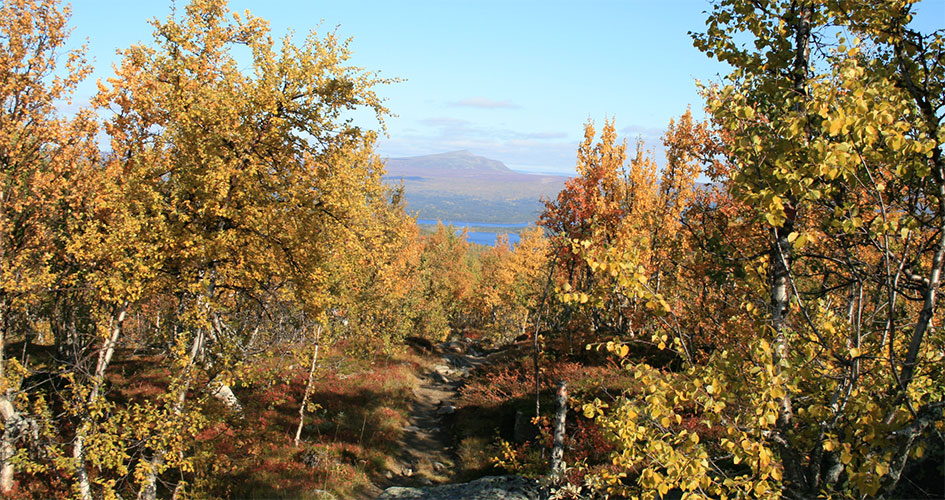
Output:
359 341 490 498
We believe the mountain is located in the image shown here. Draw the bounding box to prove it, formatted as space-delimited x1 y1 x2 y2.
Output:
383 151 568 224
386 150 511 175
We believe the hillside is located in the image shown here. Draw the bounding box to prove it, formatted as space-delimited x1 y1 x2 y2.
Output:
383 151 568 224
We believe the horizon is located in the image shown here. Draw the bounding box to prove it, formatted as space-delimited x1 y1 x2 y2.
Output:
67 1 945 176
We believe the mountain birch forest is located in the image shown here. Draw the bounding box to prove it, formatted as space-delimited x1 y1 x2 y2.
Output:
0 0 942 498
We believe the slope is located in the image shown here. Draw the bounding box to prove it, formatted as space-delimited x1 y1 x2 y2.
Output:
383 151 568 224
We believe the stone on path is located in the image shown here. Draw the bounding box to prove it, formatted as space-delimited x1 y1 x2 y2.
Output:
375 476 543 500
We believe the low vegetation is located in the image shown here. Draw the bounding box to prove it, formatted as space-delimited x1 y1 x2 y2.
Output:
0 0 942 499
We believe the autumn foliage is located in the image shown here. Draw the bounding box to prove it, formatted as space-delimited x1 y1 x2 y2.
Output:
535 1 945 499
0 0 942 499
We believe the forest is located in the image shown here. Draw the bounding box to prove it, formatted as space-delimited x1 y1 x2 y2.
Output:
0 0 942 499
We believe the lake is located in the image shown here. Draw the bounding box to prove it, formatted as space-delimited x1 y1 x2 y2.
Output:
416 219 529 247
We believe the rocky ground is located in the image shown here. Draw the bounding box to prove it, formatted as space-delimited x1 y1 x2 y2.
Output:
369 339 546 500
375 475 543 500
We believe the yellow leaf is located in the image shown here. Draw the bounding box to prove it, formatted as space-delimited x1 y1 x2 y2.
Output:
794 232 809 249
618 344 629 358
754 480 769 496
828 118 843 136
875 462 888 476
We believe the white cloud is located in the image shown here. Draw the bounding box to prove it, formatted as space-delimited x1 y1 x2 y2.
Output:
378 117 670 176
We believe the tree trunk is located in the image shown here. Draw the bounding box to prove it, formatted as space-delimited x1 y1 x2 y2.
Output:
210 382 243 414
774 2 810 495
550 380 567 478
0 297 14 495
0 398 19 494
207 313 243 414
75 306 127 500
294 325 322 446
138 326 203 500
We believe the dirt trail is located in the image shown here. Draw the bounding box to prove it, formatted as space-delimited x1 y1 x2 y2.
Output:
371 341 491 494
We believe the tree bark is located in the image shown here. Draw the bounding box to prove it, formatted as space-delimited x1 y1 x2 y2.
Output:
294 325 322 446
138 326 203 500
0 398 19 494
550 380 567 478
75 306 127 500
773 2 810 495
0 299 12 495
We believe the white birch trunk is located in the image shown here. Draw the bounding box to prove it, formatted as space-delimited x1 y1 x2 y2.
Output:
74 306 127 500
550 380 568 478
138 326 203 500
294 325 322 446
0 398 19 494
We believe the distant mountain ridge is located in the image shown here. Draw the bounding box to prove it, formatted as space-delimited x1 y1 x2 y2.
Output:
383 151 567 224
386 150 511 175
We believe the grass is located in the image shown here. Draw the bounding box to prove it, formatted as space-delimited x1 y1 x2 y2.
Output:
449 336 637 484
198 344 423 499
3 332 652 498
3 340 425 499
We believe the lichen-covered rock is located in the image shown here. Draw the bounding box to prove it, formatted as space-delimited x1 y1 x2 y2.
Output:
375 476 543 500
310 489 338 500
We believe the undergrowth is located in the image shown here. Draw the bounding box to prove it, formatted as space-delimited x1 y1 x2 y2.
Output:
452 337 634 486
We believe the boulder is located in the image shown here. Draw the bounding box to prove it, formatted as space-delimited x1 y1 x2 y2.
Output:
436 403 456 415
310 490 338 500
375 476 543 500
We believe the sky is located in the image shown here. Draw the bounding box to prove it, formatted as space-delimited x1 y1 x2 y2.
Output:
66 1 944 176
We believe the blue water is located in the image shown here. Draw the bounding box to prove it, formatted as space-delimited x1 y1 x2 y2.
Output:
466 231 521 246
416 219 530 229
416 219 528 246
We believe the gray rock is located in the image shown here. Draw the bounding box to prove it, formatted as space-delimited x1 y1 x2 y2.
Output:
436 404 456 415
310 489 338 500
440 341 466 354
375 475 543 500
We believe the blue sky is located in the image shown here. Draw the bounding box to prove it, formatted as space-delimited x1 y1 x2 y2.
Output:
67 1 944 175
